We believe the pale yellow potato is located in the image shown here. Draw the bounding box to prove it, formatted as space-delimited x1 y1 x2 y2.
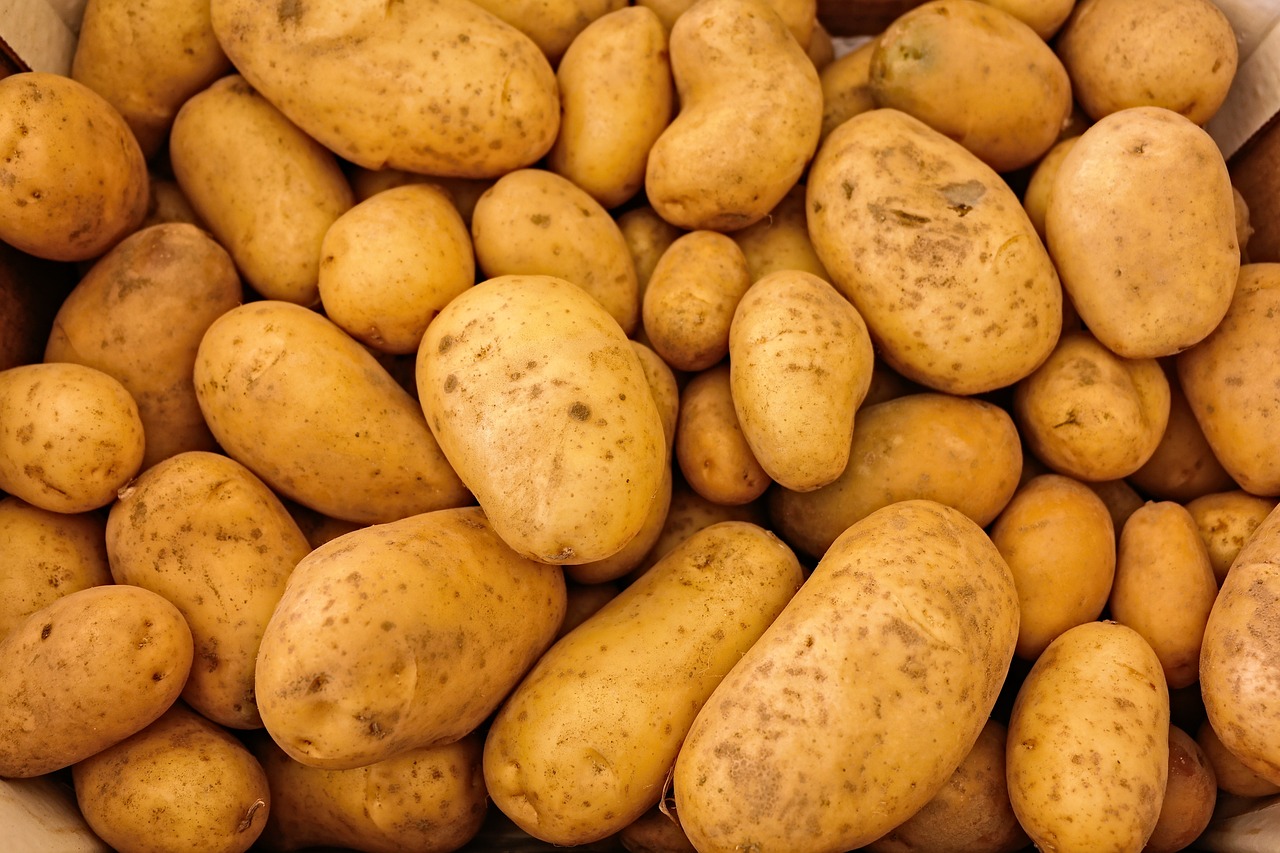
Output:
619 206 684 298
646 0 822 231
1234 186 1254 261
1186 490 1278 585
486 522 803 845
630 341 680 458
676 365 771 506
557 582 620 640
285 502 365 551
643 231 752 372
637 0 817 47
72 704 270 853
0 585 192 778
347 168 492 224
44 223 242 470
140 177 203 230
0 73 148 262
257 507 565 769
1195 719 1280 798
990 474 1115 660
1022 136 1079 242
861 363 923 408
870 0 1072 172
318 184 474 355
977 0 1075 38
210 0 559 177
170 75 353 305
1007 621 1169 853
1057 0 1237 125
468 0 625 62
194 301 469 524
729 270 873 491
71 0 231 158
1128 377 1235 502
0 363 145 514
1014 331 1170 482
0 497 109 641
251 732 486 853
1047 107 1239 358
631 481 768 581
818 39 876 143
549 7 673 210
770 393 1022 559
731 184 830 281
471 170 640 335
619 808 697 853
676 501 1019 852
567 464 673 585
1178 264 1280 495
1088 478 1145 535
1146 725 1217 853
807 21 835 70
808 109 1062 395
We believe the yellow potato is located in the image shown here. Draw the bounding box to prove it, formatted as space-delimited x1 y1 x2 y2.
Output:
818 39 876 143
566 464 673 585
1185 490 1279 585
1234 186 1254 261
730 185 831 282
1195 719 1280 798
637 0 817 47
631 481 769 580
140 177 203 230
977 0 1075 38
468 0 626 62
619 808 698 853
346 168 492 224
1022 136 1079 242
1145 725 1217 853
807 20 835 70
675 365 771 506
557 581 621 640
1088 478 1145 535
1128 377 1235 502
629 341 680 458
619 206 683 297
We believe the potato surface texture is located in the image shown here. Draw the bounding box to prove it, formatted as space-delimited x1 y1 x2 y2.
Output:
1186 490 1278 584
1145 725 1217 853
419 275 665 564
468 0 625 62
674 500 1019 853
675 364 771 506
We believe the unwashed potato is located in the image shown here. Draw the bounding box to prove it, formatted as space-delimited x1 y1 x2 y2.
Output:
806 21 835 70
1185 490 1279 585
1128 375 1235 502
346 168 492 225
730 184 831 282
566 464 673 585
1145 725 1217 853
1088 478 1145 535
676 365 772 506
1022 137 1080 242
630 481 769 580
557 582 621 640
1195 719 1280 798
629 341 680 459
140 178 203 230
468 0 626 62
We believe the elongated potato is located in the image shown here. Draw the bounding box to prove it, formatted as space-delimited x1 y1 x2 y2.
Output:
676 365 771 506
566 464 673 585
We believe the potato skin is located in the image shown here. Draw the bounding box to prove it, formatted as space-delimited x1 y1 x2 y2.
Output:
1195 718 1280 798
819 40 876 143
1128 377 1235 502
676 365 772 506
732 184 830 283
0 585 193 778
469 0 626 62
1145 725 1216 853
619 206 683 295
979 0 1075 38
1186 490 1278 585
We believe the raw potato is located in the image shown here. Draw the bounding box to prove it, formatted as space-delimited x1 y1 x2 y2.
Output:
1088 479 1146 534
0 585 193 778
468 0 625 62
1127 377 1235 502
72 704 270 853
557 582 621 640
675 501 1019 853
1047 107 1239 358
676 365 771 506
141 177 203 230
484 522 803 845
1234 186 1254 259
210 0 559 177
818 40 875 142
619 207 683 295
629 341 680 458
619 808 697 853
808 109 1062 395
729 270 873 491
0 362 145 514
1007 621 1170 853
419 276 666 564
646 0 822 231
807 21 834 70
1145 725 1217 853
731 185 830 282
0 72 148 262
566 465 673 585
634 481 769 580
346 168 492 224
636 0 817 47
194 301 469 525
471 170 640 335
44 223 242 470
1195 719 1280 798
977 0 1075 38
549 7 674 210
1022 137 1079 242
1186 490 1278 584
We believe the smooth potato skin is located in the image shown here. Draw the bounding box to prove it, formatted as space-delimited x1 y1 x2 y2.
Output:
469 0 626 62
1128 378 1235 502
1145 725 1216 853
731 185 831 282
1195 719 1280 797
819 41 876 143
676 365 772 507
1186 490 1278 584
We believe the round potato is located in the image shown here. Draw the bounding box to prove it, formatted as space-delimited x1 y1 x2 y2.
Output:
730 185 831 282
1128 377 1235 502
818 39 876 143
1195 719 1280 798
1088 478 1146 535
1146 725 1217 853
629 341 680 458
140 177 203 230
1186 490 1279 585
676 365 771 507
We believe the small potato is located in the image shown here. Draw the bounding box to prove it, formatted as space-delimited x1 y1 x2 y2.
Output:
861 362 923 408
0 363 145 514
140 178 203 230
1234 186 1254 261
1128 377 1235 502
72 704 270 853
1022 137 1079 242
630 341 680 458
731 185 831 282
468 0 625 62
1146 725 1217 853
637 0 817 47
620 808 697 853
818 40 876 143
1185 490 1279 585
631 481 768 580
807 21 835 70
1088 478 1145 535
347 168 492 224
1195 719 1280 798
976 0 1075 38
619 206 683 296
676 365 771 506
557 582 620 640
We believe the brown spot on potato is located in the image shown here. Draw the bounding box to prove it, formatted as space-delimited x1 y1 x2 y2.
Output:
569 402 591 421
40 623 52 640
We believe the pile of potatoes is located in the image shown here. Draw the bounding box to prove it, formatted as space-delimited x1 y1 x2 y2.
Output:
1 0 1278 851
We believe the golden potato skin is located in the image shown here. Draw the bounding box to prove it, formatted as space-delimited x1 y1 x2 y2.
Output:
1145 725 1216 853
620 808 698 853
808 109 1062 395
1128 377 1235 502
978 0 1075 38
676 365 772 506
1022 137 1079 242
0 585 193 778
638 0 817 48
0 362 145 514
630 341 680 457
1195 719 1280 798
619 207 683 296
469 0 626 62
1007 621 1169 853
141 177 203 230
818 40 876 143
484 522 803 845
675 501 1019 853
567 464 674 585
1088 479 1145 534
72 704 270 853
1186 490 1278 585
634 482 768 580
731 185 830 282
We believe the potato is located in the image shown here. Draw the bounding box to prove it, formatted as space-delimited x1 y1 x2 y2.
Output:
1110 501 1217 689
347 168 492 224
1088 478 1145 535
729 270 873 491
637 0 817 47
806 21 835 70
1186 490 1279 585
861 362 923 408
468 0 625 62
770 393 1022 559
256 507 564 769
1128 376 1235 502
0 585 192 778
620 808 697 853
194 301 469 525
676 365 771 506
730 185 831 282
251 732 486 853
869 0 1072 172
808 109 1062 395
318 184 474 355
818 40 876 143
1145 725 1217 853
0 497 109 640
44 223 242 470
557 582 621 640
0 72 148 262
1057 0 1237 125
632 481 768 580
1006 621 1169 853
210 0 559 178
485 522 803 845
140 177 203 230
1195 719 1280 798
1234 186 1254 261
989 474 1115 660
1013 331 1170 482
71 0 231 158
1047 107 1239 359
630 341 680 458
170 75 352 306
419 276 665 564
1022 137 1079 242
72 704 270 853
567 464 673 585
0 362 145 514
285 502 364 551
645 0 822 231
619 207 683 296
0 242 76 373
548 7 674 210
675 501 1019 852
976 0 1075 38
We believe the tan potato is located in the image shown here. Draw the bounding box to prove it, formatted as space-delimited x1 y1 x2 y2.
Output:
646 0 822 231
819 39 876 142
549 7 674 210
210 0 559 178
0 242 76 373
1234 186 1254 261
346 168 492 224
676 365 771 506
1047 107 1239 358
44 223 242 470
730 185 831 282
567 464 673 585
72 704 270 853
285 502 365 551
808 109 1062 395
1128 376 1235 502
0 362 145 513
620 808 697 853
0 585 192 777
1146 725 1217 853
140 178 203 230
468 0 626 62
1195 719 1280 798
1022 136 1079 242
0 72 148 262
557 581 621 640
1007 621 1169 853
630 341 680 458
637 0 817 47
1088 478 1145 535
770 393 1022 559
807 21 835 70
630 481 768 581
675 501 1019 852
976 0 1075 38
619 206 684 298
861 362 923 408
1186 490 1279 585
